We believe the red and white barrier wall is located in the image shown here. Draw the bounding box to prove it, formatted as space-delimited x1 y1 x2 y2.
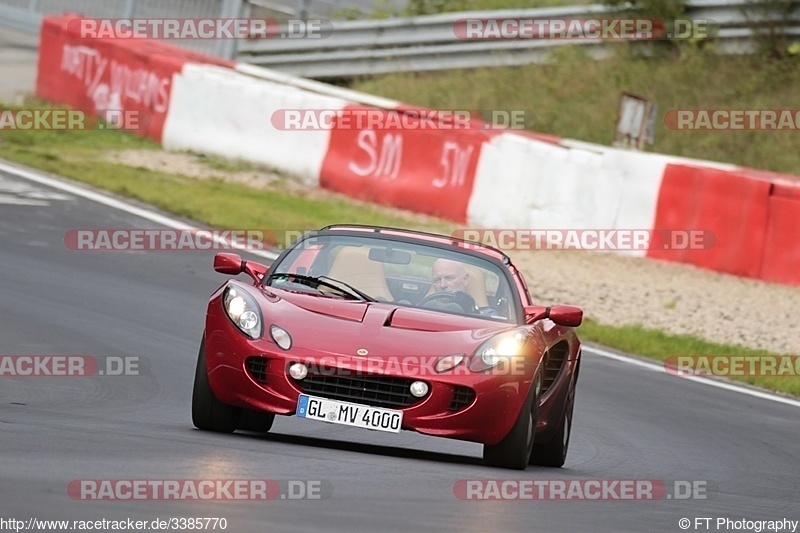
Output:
467 134 750 260
320 106 493 221
760 177 800 285
36 14 234 142
34 14 800 286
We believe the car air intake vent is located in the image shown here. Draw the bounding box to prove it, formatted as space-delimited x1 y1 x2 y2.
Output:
448 386 475 411
245 357 269 384
543 342 568 394
298 367 425 409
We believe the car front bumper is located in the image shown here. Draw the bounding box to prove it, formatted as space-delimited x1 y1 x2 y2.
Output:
204 324 539 446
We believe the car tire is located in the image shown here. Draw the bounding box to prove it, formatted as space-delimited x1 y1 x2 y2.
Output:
483 371 542 470
192 339 242 433
530 380 575 468
238 409 275 433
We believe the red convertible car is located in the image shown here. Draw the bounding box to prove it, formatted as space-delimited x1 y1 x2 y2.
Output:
193 225 583 469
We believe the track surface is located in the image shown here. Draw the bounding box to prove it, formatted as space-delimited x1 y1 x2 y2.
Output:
0 166 798 532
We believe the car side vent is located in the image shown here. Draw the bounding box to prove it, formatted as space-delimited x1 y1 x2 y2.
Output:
245 357 268 384
448 386 476 411
542 342 569 394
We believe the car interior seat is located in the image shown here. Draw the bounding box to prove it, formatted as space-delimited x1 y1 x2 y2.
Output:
325 246 394 301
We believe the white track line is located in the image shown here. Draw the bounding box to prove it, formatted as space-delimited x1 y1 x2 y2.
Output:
2 159 798 408
585 345 800 408
0 159 279 261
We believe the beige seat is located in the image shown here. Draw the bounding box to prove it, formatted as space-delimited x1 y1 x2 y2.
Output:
426 263 489 307
325 247 394 301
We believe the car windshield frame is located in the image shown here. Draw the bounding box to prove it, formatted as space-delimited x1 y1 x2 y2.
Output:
263 230 524 324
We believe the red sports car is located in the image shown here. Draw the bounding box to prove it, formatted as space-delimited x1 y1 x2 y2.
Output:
192 225 583 469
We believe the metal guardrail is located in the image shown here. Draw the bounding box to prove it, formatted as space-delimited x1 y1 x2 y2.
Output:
248 0 381 18
1 0 796 71
237 0 800 77
0 3 46 35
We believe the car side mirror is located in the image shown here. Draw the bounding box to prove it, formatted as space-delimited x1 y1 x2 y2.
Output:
214 253 244 275
214 253 269 283
524 305 583 327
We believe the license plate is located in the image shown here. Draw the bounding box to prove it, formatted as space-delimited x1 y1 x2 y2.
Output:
296 394 403 433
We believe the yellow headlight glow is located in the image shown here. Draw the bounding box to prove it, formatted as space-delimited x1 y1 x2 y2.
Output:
227 296 245 318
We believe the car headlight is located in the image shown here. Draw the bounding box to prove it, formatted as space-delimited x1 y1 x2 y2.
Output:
469 328 529 372
223 285 263 339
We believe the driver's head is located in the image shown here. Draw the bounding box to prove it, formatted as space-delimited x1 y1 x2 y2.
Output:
432 258 469 293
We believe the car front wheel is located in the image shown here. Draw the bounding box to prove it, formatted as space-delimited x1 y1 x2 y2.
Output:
237 409 275 433
483 371 542 470
191 339 242 433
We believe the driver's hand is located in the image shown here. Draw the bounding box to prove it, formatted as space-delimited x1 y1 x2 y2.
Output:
452 291 478 313
422 298 463 313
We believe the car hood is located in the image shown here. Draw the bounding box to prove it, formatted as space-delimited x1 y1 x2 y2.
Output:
259 288 514 357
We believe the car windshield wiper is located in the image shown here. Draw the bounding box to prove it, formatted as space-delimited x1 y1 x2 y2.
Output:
267 273 376 302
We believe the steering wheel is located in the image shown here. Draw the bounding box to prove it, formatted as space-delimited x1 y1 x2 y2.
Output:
417 292 458 307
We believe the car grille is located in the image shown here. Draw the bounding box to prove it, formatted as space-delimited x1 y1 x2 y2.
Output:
297 367 425 409
448 386 475 411
246 357 269 384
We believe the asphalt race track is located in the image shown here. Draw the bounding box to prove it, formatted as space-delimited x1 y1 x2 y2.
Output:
0 164 798 532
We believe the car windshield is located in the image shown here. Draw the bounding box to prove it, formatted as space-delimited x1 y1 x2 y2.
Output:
264 234 519 322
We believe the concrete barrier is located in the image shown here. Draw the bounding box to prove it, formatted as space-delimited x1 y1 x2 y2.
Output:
163 64 349 186
649 164 772 278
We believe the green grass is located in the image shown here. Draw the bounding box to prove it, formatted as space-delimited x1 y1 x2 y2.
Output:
351 46 800 175
1 102 797 396
579 319 800 396
0 109 452 245
198 154 268 173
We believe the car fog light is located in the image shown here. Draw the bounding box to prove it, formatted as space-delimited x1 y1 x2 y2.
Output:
270 325 292 350
289 363 308 380
435 354 465 373
409 381 429 398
